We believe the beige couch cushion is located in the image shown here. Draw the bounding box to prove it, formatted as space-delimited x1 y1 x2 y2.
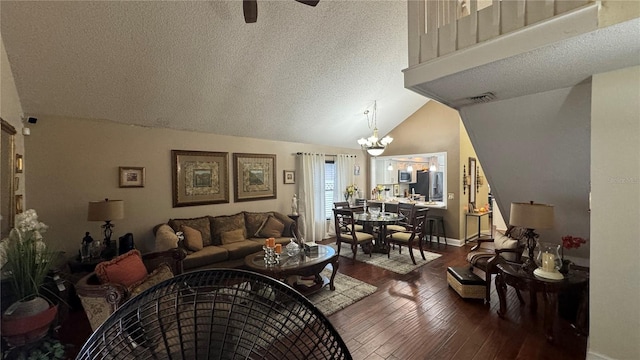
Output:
220 240 263 260
155 224 179 252
184 246 229 270
221 228 246 245
211 213 246 246
169 216 212 246
181 225 204 252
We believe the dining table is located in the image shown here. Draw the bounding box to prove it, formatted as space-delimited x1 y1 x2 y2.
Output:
354 212 404 254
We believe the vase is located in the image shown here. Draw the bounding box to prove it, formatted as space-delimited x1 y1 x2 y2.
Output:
1 297 58 347
286 238 300 256
535 241 562 272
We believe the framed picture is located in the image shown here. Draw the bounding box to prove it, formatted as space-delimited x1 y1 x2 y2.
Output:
393 184 400 196
283 170 295 184
354 164 361 176
15 154 23 173
233 153 276 202
172 150 229 207
469 157 477 204
15 194 23 214
118 167 145 188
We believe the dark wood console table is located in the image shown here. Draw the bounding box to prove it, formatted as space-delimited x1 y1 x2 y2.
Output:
495 262 589 342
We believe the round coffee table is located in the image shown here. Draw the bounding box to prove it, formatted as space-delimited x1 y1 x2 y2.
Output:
244 244 338 296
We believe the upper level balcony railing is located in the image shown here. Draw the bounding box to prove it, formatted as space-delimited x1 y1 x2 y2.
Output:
408 0 594 67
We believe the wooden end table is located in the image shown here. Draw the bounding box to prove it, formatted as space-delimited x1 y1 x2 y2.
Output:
244 244 338 296
495 262 589 342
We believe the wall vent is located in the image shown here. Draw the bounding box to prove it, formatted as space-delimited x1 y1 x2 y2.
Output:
467 92 496 104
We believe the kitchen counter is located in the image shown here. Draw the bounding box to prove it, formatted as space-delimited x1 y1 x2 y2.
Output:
367 199 447 209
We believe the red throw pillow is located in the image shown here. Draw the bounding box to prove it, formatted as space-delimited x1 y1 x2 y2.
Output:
95 250 148 287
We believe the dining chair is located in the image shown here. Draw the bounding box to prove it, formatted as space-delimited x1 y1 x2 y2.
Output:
333 201 350 209
333 208 373 260
385 207 428 265
386 202 415 234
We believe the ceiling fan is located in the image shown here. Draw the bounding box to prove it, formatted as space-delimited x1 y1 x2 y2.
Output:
243 0 319 23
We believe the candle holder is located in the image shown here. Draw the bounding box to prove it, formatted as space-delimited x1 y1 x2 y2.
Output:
263 246 280 266
533 241 564 280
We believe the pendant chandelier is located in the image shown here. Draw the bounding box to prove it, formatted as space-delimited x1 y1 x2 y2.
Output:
357 101 393 157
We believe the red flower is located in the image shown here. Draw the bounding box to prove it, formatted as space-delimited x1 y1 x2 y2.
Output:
561 235 587 249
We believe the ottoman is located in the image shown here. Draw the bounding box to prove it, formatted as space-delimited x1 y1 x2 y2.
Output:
447 266 486 299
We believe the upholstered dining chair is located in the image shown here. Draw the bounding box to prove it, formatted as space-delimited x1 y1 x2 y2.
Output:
467 225 528 303
333 208 373 260
386 202 416 234
385 207 428 265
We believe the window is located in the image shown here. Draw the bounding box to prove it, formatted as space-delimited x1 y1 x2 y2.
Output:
324 161 335 219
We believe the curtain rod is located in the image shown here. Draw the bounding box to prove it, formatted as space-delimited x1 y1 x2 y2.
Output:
294 152 357 157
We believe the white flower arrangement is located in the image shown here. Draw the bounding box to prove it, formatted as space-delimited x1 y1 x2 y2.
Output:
0 209 56 302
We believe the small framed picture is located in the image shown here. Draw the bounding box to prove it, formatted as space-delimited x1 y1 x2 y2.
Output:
354 164 361 176
119 167 145 188
283 170 295 184
16 154 23 173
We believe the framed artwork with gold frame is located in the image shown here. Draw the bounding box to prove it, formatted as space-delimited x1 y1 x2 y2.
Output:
233 153 276 202
172 150 229 207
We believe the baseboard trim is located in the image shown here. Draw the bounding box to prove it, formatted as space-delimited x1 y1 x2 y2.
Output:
587 350 615 360
425 237 464 247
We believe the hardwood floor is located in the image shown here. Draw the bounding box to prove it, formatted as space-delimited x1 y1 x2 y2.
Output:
58 240 587 359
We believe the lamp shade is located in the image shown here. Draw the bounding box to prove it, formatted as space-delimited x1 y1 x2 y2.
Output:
88 199 124 221
509 202 554 229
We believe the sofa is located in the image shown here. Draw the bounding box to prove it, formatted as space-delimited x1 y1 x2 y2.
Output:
153 211 298 271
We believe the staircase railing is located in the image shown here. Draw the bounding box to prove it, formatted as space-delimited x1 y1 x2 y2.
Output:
408 0 594 67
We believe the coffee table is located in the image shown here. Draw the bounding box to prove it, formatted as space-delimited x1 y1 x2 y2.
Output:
244 244 338 296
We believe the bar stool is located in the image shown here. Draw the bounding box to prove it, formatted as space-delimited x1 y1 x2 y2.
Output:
425 215 447 246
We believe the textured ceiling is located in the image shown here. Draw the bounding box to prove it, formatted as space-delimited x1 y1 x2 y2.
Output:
0 0 428 148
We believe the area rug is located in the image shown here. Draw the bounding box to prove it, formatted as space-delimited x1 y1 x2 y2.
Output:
306 269 377 316
332 244 441 275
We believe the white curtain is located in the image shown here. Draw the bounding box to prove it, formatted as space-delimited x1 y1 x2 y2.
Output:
335 154 356 203
297 153 326 242
327 154 357 236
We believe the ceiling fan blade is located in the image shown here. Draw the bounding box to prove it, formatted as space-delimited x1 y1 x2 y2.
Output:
295 0 319 7
243 0 257 23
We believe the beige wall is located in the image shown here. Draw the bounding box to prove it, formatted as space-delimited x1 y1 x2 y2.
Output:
1 35 25 234
24 116 363 256
588 65 640 360
383 100 489 241
599 0 640 27
459 121 491 240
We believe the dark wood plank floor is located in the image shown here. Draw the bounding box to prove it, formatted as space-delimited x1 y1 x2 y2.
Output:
58 240 587 359
321 239 588 360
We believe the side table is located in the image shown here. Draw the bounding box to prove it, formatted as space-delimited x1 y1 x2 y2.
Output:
464 211 493 243
495 262 589 342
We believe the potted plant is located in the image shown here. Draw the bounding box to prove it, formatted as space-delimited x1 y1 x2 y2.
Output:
0 209 60 347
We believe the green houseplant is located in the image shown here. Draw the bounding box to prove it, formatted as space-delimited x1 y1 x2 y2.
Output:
0 209 60 347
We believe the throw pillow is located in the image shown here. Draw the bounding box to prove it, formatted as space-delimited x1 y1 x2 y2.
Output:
221 228 246 245
211 213 246 245
256 215 285 238
128 263 174 297
494 231 519 261
243 211 274 238
154 224 179 252
168 216 212 246
181 225 204 251
95 250 148 287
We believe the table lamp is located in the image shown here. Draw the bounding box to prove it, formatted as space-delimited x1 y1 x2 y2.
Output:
509 201 554 272
88 198 124 259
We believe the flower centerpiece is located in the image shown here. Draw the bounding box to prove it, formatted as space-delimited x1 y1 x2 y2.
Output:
560 235 587 274
371 185 385 200
344 184 358 202
0 209 60 346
